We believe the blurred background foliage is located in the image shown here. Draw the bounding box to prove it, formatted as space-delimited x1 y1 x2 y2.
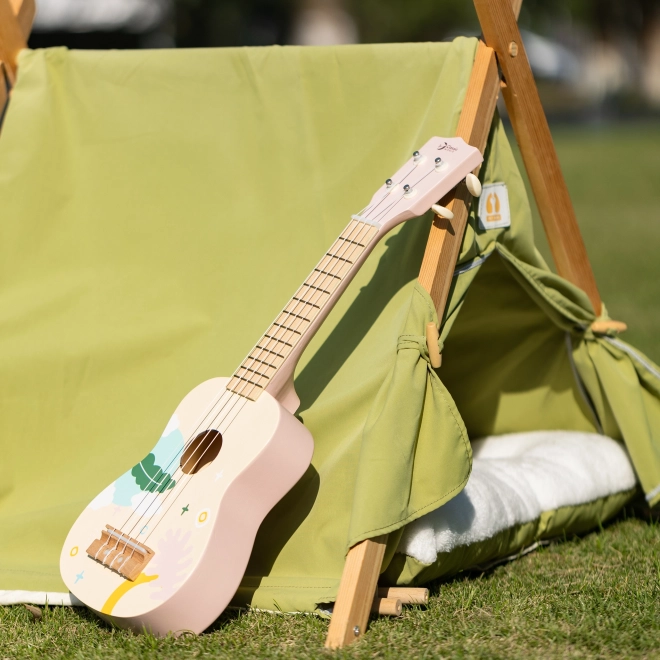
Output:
27 0 660 118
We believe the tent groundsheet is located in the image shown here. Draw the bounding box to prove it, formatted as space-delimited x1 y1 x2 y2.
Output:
0 38 659 614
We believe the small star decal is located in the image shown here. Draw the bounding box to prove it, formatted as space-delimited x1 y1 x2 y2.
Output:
139 525 148 535
75 571 84 584
215 470 224 482
181 504 189 515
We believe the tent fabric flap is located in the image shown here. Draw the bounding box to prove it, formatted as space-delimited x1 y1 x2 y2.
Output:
346 281 472 548
492 245 660 507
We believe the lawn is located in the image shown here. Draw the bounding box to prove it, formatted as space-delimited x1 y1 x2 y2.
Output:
2 123 660 659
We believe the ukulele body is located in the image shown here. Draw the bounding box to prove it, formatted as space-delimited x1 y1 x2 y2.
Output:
60 377 313 636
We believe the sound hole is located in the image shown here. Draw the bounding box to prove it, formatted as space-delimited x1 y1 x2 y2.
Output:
180 430 223 474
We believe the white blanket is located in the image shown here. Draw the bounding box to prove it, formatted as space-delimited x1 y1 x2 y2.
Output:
397 431 637 565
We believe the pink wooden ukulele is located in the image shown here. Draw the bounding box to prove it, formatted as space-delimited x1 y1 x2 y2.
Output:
60 137 482 636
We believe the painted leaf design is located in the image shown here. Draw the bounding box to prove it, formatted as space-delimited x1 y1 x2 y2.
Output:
131 453 176 493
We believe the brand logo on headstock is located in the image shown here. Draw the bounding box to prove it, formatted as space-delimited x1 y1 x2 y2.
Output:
437 142 458 152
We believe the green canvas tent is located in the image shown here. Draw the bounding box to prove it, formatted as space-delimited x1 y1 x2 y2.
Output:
0 36 659 624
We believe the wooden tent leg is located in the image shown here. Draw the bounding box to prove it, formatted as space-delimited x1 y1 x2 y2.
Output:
324 536 387 648
325 32 512 652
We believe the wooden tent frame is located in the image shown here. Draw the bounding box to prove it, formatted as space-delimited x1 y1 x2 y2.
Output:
0 0 625 647
325 0 627 648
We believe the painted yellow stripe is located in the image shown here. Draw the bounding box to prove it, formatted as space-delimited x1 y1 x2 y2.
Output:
101 573 159 615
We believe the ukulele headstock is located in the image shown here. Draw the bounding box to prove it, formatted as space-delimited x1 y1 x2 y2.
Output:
353 136 483 232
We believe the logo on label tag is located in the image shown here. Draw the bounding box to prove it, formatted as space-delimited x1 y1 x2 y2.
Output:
478 183 511 230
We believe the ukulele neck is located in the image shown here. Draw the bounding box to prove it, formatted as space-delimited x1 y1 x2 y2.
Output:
226 217 384 402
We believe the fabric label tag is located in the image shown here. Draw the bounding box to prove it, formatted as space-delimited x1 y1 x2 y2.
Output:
477 182 511 230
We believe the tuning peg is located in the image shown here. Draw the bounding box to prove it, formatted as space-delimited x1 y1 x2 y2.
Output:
434 156 448 172
385 178 393 189
403 184 414 197
431 204 454 220
413 150 422 162
465 173 482 197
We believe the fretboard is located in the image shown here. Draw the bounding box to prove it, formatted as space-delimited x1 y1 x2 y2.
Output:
227 219 380 400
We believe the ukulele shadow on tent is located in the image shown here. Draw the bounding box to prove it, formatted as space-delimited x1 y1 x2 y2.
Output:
295 213 435 409
237 214 434 602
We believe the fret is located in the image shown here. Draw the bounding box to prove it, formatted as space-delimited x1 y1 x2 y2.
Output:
336 236 366 248
313 268 342 280
264 325 293 348
325 252 353 264
279 308 313 323
245 355 279 369
292 296 320 309
272 322 302 335
227 374 264 400
268 323 302 341
236 365 274 379
255 345 286 359
264 332 294 347
298 283 336 303
298 282 337 303
317 256 352 279
228 220 380 401
300 282 332 295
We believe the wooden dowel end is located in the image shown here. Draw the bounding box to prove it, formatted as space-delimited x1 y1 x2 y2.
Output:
377 587 429 605
590 320 627 334
370 597 402 617
426 322 442 368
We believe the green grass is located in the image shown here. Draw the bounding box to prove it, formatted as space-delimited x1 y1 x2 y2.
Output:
3 123 660 658
2 516 659 659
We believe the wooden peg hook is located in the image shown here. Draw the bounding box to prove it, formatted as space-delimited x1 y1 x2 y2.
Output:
426 322 442 368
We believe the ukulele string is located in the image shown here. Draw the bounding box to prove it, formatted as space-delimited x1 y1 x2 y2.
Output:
136 218 377 538
122 157 430 541
122 160 432 541
202 162 442 429
354 161 416 220
135 152 441 540
115 388 240 534
161 159 426 455
137 218 379 541
184 213 379 432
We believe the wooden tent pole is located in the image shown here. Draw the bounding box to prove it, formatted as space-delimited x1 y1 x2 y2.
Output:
9 0 36 42
0 0 34 120
0 0 32 84
473 0 602 314
417 40 501 318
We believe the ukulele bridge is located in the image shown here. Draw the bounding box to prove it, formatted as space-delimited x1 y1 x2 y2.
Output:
86 525 155 581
